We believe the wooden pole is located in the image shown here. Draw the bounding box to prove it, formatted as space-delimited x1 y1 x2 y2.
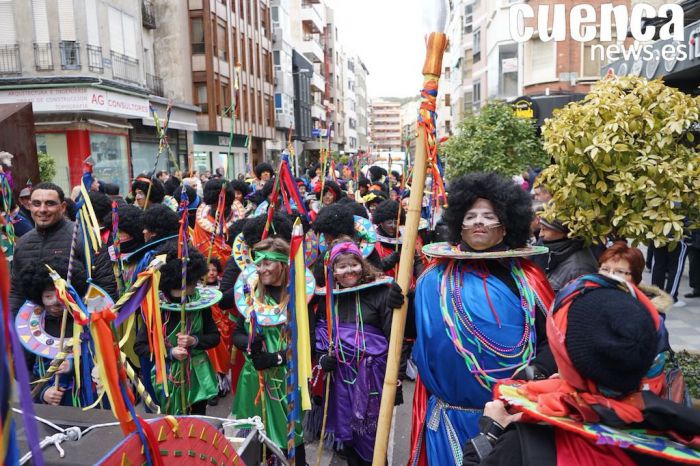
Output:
371 31 448 465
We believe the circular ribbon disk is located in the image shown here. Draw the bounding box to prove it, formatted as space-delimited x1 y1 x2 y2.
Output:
422 242 549 259
160 286 223 312
234 265 316 326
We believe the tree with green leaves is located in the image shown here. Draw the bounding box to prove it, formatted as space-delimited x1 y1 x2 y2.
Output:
443 100 549 180
38 152 56 182
539 75 700 248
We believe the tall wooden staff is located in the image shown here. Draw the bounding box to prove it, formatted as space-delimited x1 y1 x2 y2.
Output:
372 25 448 466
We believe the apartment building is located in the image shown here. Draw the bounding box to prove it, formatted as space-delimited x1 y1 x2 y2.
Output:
343 53 369 154
187 0 275 177
369 100 402 152
0 0 198 195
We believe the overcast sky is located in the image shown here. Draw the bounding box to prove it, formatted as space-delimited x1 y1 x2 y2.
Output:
329 0 427 100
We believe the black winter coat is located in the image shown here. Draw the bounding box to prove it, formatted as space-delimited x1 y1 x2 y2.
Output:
10 218 117 313
134 307 220 359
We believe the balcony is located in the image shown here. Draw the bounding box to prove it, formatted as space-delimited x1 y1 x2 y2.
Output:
111 51 140 84
310 72 324 92
301 1 324 33
87 45 103 73
34 43 53 71
0 45 20 75
311 103 325 120
146 73 164 96
59 41 81 70
142 0 156 29
300 34 323 64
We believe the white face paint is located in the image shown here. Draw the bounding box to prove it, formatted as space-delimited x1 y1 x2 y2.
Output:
333 255 363 288
41 289 65 317
461 198 506 251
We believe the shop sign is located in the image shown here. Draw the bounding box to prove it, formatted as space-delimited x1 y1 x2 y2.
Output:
0 87 150 118
512 96 539 120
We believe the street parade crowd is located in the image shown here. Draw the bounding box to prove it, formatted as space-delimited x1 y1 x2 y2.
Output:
2 155 700 466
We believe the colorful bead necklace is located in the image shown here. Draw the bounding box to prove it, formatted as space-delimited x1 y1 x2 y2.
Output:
438 259 537 389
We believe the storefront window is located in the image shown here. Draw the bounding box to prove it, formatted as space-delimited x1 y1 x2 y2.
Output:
193 151 211 176
36 133 70 192
90 133 130 196
131 141 169 178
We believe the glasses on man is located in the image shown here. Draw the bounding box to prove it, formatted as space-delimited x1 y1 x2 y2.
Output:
31 200 60 207
599 267 632 276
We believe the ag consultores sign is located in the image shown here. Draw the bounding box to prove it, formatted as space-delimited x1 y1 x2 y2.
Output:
0 87 150 118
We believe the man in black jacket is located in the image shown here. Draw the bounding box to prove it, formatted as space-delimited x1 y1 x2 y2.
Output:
10 183 117 313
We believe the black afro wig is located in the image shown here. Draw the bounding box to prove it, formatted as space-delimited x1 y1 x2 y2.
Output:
444 172 533 249
372 200 404 225
336 197 369 219
173 184 198 205
88 191 112 225
254 162 275 179
142 204 180 239
358 177 370 189
131 175 165 204
248 179 275 206
229 179 251 197
317 180 343 202
227 218 248 246
242 212 293 247
203 178 234 207
158 245 208 294
312 204 355 238
164 176 181 196
368 166 387 183
20 256 88 305
104 204 144 244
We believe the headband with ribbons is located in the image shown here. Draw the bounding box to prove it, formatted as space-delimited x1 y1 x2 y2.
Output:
253 250 289 265
329 241 362 265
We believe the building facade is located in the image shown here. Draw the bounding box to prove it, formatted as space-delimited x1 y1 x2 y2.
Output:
187 0 275 178
0 0 198 195
369 99 402 152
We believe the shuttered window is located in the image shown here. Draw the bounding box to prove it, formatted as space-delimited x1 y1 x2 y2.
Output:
32 0 50 43
0 1 16 45
108 6 136 58
85 0 99 45
57 0 76 41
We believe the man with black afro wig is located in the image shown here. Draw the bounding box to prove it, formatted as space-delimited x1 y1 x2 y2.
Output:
173 184 200 228
357 176 370 197
229 179 251 199
134 245 220 415
163 175 181 197
248 179 275 208
131 175 165 209
368 165 387 185
254 162 275 181
442 171 533 250
142 203 180 243
88 191 112 230
312 203 354 243
20 256 88 406
218 212 293 309
410 172 557 464
202 178 234 210
102 203 145 253
316 179 343 207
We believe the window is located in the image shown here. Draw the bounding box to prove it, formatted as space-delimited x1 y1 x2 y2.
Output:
444 93 451 106
108 7 136 57
191 18 205 54
463 5 473 33
90 133 130 197
499 44 518 97
582 39 606 79
195 83 208 113
524 38 556 85
473 81 481 109
221 83 230 115
217 23 227 61
473 29 481 63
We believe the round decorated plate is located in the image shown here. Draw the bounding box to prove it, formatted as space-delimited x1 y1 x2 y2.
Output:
315 276 394 295
15 283 114 359
15 302 76 359
160 286 223 312
234 265 316 326
319 215 377 258
253 200 269 217
422 242 549 259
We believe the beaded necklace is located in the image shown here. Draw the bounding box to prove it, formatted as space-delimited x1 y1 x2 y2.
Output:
333 293 367 385
438 259 537 389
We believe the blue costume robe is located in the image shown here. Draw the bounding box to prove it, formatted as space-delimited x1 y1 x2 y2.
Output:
412 259 537 465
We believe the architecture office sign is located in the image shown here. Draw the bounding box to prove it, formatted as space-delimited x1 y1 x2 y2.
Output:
0 87 150 118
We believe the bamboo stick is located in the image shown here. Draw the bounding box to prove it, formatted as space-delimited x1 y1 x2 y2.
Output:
371 31 448 465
